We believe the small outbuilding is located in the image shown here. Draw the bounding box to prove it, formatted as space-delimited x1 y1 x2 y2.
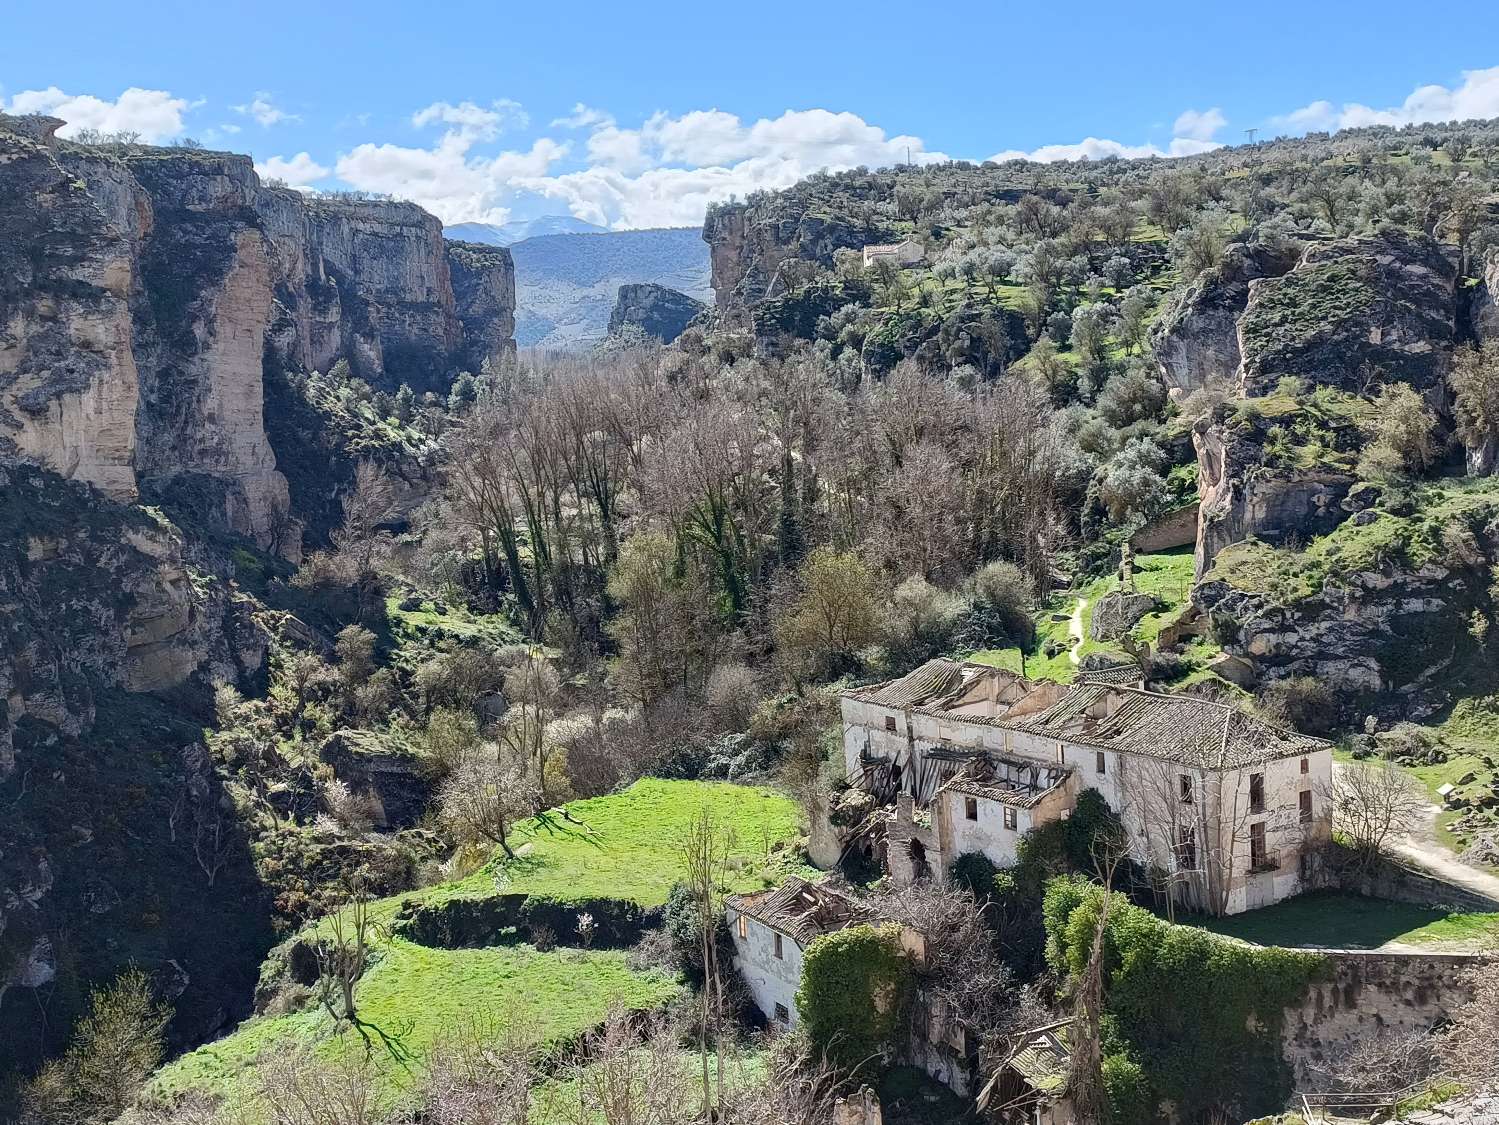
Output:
724 876 870 1028
977 1020 1076 1124
863 238 925 268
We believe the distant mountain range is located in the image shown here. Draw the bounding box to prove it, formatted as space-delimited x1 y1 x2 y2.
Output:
446 223 713 350
445 215 606 246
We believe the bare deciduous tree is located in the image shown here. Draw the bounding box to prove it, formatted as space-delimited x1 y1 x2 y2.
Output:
437 738 537 859
677 807 735 1119
253 1045 382 1125
1327 760 1426 868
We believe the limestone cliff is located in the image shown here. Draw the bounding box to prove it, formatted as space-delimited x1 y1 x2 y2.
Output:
445 240 517 372
1194 481 1499 718
1190 230 1460 578
607 282 704 343
1235 228 1457 399
1474 247 1499 344
1150 241 1297 396
702 199 892 313
0 114 516 556
0 118 140 502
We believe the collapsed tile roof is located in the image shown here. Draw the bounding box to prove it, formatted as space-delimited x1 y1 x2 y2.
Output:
845 661 1328 770
938 752 1071 809
725 876 870 945
977 1020 1074 1111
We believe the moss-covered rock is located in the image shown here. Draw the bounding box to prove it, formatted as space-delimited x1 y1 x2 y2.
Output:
1237 228 1457 397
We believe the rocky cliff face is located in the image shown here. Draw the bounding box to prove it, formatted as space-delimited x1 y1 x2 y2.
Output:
1188 230 1460 579
702 200 890 313
1192 407 1359 578
0 114 515 554
446 240 517 372
1150 241 1297 396
608 282 704 343
0 119 140 502
1235 228 1457 398
1193 485 1499 718
1474 247 1499 343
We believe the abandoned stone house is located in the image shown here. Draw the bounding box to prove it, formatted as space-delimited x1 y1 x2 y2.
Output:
724 876 872 1029
838 659 1333 915
862 237 925 268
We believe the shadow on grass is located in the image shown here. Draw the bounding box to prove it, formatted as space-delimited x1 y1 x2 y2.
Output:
1182 890 1454 949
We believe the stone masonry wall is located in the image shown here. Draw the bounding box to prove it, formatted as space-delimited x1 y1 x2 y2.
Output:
1282 951 1483 1086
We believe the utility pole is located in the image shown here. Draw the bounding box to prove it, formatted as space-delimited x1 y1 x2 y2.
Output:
1244 127 1258 145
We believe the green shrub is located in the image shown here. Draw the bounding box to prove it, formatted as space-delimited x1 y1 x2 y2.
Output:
1103 1052 1153 1125
796 924 915 1072
1043 875 1324 1121
950 852 1001 898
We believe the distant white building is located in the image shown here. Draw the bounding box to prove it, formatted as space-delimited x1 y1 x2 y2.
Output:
862 238 925 269
840 660 1333 916
724 876 871 1027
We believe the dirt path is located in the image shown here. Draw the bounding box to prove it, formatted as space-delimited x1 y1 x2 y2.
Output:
1333 761 1499 906
1068 597 1088 666
1389 801 1499 906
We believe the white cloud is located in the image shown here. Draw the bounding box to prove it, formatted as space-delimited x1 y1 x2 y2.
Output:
412 99 527 140
233 92 297 127
1173 107 1226 142
256 152 330 187
336 133 568 224
334 104 945 229
220 122 242 135
1273 67 1499 134
1 86 189 142
552 103 613 130
987 105 1225 165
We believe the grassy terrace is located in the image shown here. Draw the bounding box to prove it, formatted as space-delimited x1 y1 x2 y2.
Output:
156 779 809 1113
969 547 1219 685
153 941 681 1107
1190 891 1499 951
430 777 811 909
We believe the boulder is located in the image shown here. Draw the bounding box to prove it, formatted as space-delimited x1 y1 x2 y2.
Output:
1236 228 1457 398
1089 591 1157 641
318 729 433 830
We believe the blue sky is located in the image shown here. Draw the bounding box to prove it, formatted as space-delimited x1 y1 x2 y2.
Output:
4 0 1499 229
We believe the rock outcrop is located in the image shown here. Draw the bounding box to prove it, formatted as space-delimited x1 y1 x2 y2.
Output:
1193 484 1499 718
703 199 892 312
446 240 517 372
0 118 140 501
1235 228 1457 398
1150 240 1298 396
0 114 516 552
608 282 704 343
0 464 269 753
1193 406 1357 578
1474 247 1499 344
1090 591 1157 642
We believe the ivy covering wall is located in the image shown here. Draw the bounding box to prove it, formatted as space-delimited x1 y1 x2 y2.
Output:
1043 876 1325 1122
795 923 915 1072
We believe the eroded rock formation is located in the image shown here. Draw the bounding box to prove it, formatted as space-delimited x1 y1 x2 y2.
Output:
1150 241 1298 396
608 282 704 343
1235 228 1457 398
0 114 515 554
